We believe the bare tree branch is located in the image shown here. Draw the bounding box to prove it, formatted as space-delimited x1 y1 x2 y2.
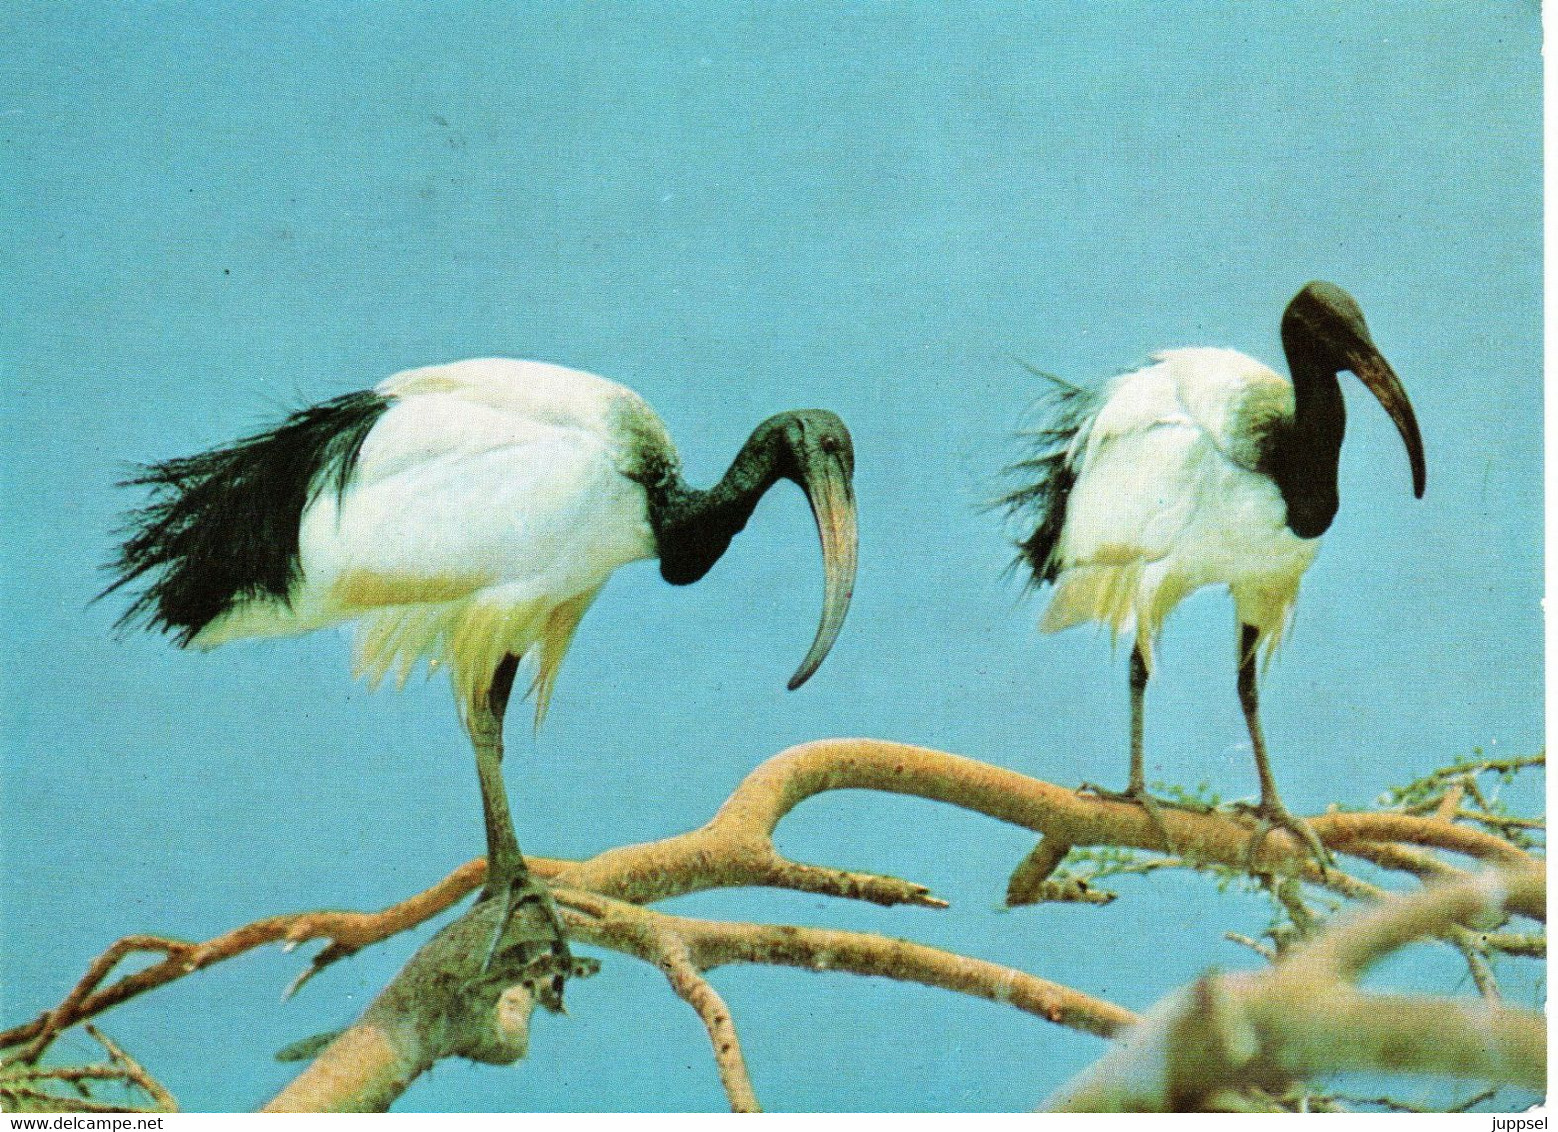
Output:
561 740 1539 907
266 883 1140 1112
1338 840 1467 883
655 938 760 1112
1046 867 1546 1112
6 738 1543 1112
264 896 568 1112
1 1025 177 1114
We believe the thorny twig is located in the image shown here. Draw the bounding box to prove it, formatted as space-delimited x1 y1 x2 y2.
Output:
1325 1087 1500 1113
1384 754 1545 851
1 1025 176 1114
1019 749 1543 1011
1224 933 1277 962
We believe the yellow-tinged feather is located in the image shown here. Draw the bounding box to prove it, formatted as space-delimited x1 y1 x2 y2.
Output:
447 599 540 714
354 605 457 689
530 585 604 729
1042 564 1139 638
332 569 496 609
351 587 601 725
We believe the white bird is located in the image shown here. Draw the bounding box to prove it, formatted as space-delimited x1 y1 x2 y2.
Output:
1005 282 1425 860
107 357 858 1004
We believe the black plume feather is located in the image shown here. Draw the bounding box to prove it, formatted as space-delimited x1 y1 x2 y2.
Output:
103 390 391 643
999 367 1096 587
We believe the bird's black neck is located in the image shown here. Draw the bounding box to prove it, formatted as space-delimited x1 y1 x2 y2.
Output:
641 418 793 585
1269 334 1346 540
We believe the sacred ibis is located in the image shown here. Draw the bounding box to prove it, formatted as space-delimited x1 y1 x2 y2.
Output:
107 357 858 1002
1005 282 1425 862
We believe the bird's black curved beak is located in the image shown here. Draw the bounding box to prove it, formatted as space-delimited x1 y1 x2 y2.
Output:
785 415 858 690
1345 345 1426 499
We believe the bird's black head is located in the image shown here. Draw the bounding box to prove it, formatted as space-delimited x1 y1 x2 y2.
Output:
1281 281 1426 501
759 409 855 490
648 408 859 690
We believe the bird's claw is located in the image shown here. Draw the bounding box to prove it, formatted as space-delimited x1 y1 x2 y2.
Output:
1231 801 1332 877
477 874 584 1013
1078 781 1178 855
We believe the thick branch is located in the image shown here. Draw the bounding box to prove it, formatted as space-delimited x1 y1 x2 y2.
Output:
264 896 565 1113
562 740 1538 909
1282 867 1543 985
557 888 1139 1041
1338 840 1467 883
1046 868 1547 1112
275 886 1140 1112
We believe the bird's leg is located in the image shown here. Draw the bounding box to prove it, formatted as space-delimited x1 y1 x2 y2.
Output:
468 654 575 1008
472 656 527 895
1080 645 1174 852
1128 643 1148 797
1235 624 1331 873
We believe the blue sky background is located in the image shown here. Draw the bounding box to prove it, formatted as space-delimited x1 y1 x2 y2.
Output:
2 1 1542 1113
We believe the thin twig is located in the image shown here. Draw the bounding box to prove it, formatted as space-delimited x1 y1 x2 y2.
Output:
0 1083 163 1115
1446 928 1501 1000
1337 840 1466 883
8 937 192 1065
1005 836 1075 906
1457 809 1546 836
1432 781 1467 823
1224 933 1277 962
1332 1087 1499 1113
1482 932 1546 958
85 1025 177 1112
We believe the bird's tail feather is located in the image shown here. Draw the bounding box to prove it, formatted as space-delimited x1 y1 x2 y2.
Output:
103 391 391 643
999 373 1098 588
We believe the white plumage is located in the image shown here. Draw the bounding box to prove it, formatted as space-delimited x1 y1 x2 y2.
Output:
196 359 667 720
1043 348 1318 664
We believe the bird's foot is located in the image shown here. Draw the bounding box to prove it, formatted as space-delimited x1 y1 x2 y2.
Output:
1078 781 1178 854
1230 800 1332 877
477 872 590 1013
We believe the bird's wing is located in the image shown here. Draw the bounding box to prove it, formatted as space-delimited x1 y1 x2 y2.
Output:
301 420 656 616
370 358 674 479
1075 359 1187 462
1044 353 1305 653
192 405 654 654
1006 360 1182 586
1041 362 1207 640
1060 351 1296 565
1057 419 1205 570
317 420 656 707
